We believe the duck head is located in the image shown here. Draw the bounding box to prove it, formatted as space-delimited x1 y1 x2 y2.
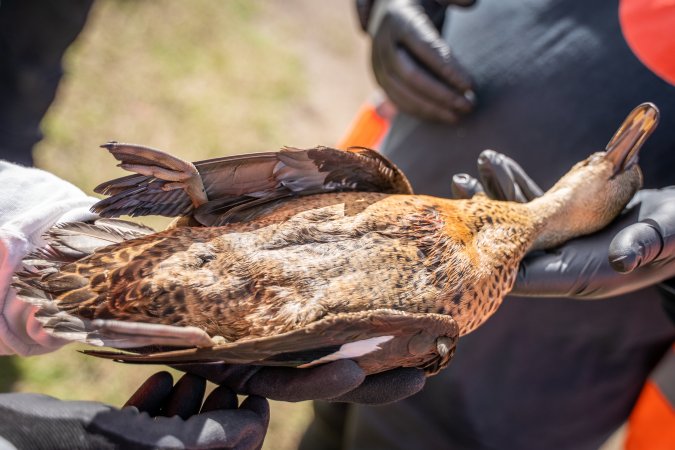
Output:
528 103 659 251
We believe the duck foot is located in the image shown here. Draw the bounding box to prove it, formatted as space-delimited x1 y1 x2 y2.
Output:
101 142 208 207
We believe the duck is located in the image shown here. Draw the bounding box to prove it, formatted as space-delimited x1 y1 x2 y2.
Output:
14 103 658 376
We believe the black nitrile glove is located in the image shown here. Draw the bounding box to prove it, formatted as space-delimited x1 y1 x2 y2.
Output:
363 0 476 123
0 372 269 450
451 149 675 299
175 360 426 405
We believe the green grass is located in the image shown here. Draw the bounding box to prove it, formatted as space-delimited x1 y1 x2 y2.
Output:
35 0 304 193
8 1 373 448
1 347 166 404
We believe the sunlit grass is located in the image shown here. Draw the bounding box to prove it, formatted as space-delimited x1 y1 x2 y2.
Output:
4 346 166 404
8 1 374 448
35 0 304 193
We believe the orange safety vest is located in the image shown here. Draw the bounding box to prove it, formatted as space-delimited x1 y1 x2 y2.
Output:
617 1 675 445
625 346 675 450
336 93 397 151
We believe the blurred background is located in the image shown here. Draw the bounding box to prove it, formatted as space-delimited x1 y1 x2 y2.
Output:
0 1 375 448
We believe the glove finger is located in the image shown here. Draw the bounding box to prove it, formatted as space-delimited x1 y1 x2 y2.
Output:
399 15 473 93
511 251 579 297
164 373 206 420
511 242 615 298
509 160 544 201
641 196 675 262
124 371 173 415
373 37 460 123
609 222 664 273
239 395 271 428
191 398 269 450
380 71 460 123
451 173 484 199
477 150 519 201
201 385 239 413
392 48 473 114
330 367 425 405
172 363 261 391
512 251 556 296
372 23 404 93
246 360 366 402
477 150 543 202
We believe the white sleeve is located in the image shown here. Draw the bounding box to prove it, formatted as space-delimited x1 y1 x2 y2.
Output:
0 161 99 356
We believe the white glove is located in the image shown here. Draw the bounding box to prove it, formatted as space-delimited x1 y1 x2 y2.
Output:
0 161 98 356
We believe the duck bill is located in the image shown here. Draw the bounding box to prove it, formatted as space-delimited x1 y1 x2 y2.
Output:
605 102 660 176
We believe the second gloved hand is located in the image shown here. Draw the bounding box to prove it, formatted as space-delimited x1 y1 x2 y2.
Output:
175 360 426 405
363 0 476 123
451 150 675 298
0 372 269 450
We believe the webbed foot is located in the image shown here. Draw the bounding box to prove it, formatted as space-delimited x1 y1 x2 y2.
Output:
101 142 208 207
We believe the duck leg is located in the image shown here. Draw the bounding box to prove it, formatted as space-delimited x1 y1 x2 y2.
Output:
101 142 208 208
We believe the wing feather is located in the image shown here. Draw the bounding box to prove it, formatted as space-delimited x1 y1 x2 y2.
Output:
92 144 412 225
83 309 458 375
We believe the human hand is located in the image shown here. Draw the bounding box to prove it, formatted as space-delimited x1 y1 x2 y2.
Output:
175 360 426 405
451 150 675 298
0 371 269 450
0 161 98 355
363 0 475 123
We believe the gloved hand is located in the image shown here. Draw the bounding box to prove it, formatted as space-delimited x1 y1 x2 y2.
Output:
451 150 675 299
175 360 426 405
0 161 98 355
0 371 269 450
362 0 476 123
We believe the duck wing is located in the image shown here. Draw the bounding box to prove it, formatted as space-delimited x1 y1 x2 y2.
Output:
82 309 457 376
92 143 413 226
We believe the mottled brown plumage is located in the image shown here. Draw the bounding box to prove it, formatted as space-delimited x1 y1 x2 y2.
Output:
14 103 658 376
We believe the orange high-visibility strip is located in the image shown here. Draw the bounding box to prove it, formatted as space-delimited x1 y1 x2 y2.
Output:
337 103 390 150
625 345 675 450
625 381 675 450
619 0 675 86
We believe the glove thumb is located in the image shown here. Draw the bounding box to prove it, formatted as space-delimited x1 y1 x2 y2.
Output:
608 222 663 273
451 174 483 199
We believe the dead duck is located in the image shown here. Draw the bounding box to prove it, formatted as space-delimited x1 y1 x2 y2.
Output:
14 103 658 376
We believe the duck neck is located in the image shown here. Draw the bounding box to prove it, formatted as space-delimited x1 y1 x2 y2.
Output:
523 186 599 251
